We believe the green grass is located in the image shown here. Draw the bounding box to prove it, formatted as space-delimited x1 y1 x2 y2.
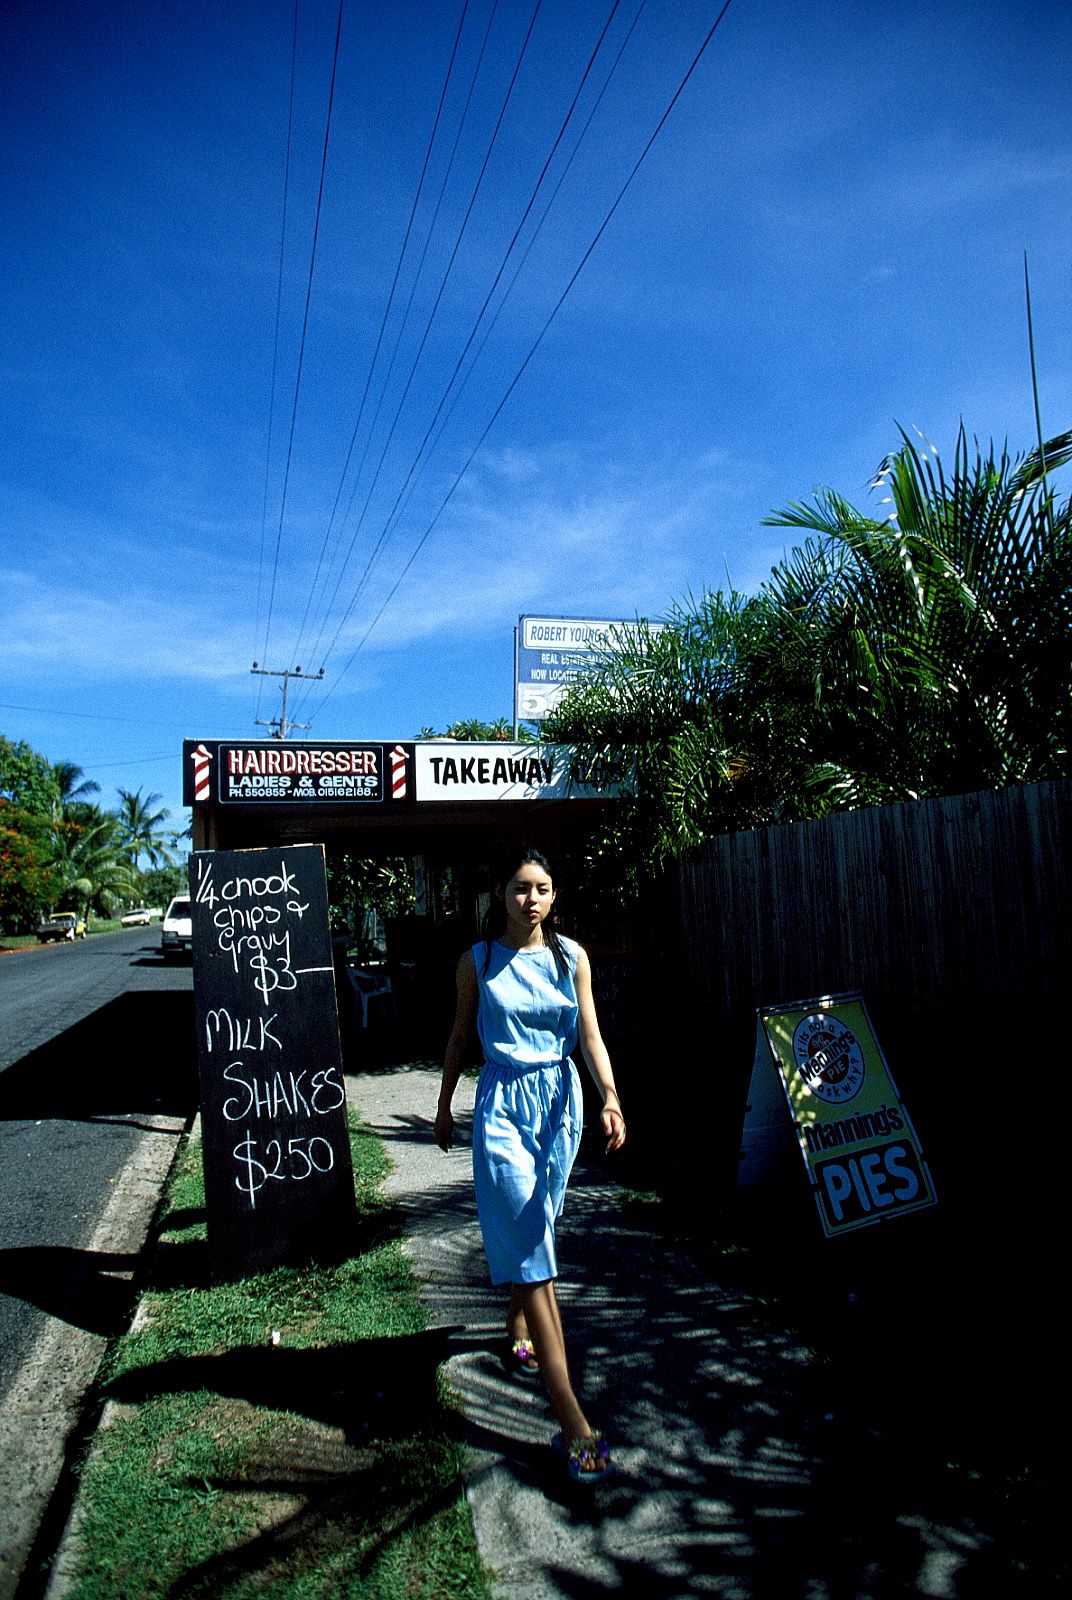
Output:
0 920 126 950
61 1117 490 1600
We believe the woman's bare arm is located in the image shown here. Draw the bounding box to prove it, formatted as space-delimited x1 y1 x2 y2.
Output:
574 946 626 1153
435 949 478 1151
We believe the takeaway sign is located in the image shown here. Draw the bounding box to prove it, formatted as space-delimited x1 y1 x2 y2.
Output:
759 994 937 1238
414 743 609 801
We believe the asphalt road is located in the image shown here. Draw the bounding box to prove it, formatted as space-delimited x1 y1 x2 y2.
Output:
0 929 197 1395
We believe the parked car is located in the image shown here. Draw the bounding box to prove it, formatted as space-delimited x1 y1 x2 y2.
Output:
36 910 87 942
121 907 152 926
160 895 193 959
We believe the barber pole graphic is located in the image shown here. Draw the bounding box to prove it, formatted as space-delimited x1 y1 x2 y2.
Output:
190 743 213 801
390 745 408 800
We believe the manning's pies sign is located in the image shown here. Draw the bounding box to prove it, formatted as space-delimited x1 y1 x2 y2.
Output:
184 740 615 807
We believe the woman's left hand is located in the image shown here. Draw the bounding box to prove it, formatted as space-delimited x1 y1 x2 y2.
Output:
601 1104 626 1153
434 1105 454 1152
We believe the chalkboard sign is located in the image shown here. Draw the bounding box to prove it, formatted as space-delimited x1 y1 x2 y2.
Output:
190 844 356 1277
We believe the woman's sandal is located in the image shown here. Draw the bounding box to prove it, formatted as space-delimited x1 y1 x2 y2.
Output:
509 1338 540 1377
551 1431 615 1484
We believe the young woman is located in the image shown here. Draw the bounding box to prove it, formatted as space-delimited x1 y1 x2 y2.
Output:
434 845 626 1484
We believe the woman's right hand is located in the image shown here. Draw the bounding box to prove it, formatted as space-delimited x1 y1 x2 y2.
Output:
434 1104 454 1152
436 952 475 1153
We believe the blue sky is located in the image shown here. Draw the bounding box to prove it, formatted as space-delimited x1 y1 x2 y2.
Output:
2 0 1070 829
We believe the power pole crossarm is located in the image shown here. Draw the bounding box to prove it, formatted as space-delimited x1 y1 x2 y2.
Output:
250 664 325 739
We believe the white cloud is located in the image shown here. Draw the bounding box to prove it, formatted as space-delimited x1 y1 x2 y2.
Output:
310 442 763 663
0 569 248 685
2 441 777 725
894 144 1072 216
760 139 1072 242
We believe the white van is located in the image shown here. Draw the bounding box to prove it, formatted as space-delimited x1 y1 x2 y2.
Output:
160 895 193 959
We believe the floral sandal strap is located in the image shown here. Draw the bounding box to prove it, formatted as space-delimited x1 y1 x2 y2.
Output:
511 1338 540 1374
566 1433 612 1479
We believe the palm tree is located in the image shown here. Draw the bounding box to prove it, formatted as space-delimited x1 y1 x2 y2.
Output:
51 761 101 821
546 594 763 875
116 788 175 870
758 424 1072 805
417 717 530 741
52 809 139 920
547 423 1072 885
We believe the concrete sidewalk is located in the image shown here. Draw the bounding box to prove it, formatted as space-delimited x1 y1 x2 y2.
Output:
352 1066 1035 1600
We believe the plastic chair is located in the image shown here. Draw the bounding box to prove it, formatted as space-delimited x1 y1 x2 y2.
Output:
347 965 396 1029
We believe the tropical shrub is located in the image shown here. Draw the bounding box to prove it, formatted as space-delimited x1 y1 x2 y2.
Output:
546 425 1072 884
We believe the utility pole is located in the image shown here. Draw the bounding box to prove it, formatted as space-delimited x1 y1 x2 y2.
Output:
251 663 324 739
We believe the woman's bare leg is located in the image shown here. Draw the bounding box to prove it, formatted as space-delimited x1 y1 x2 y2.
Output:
507 1284 529 1343
507 1285 539 1371
517 1280 592 1444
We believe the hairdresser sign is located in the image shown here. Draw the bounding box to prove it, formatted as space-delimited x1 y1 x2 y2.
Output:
759 995 936 1238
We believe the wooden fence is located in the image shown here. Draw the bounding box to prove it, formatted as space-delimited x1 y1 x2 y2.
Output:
648 778 1072 1231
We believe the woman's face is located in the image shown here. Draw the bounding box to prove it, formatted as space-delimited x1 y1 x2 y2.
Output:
498 860 556 943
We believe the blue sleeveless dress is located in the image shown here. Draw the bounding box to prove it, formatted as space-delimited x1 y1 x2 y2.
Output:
471 937 584 1285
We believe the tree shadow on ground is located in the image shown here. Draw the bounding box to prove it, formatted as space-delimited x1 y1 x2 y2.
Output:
0 992 198 1125
144 1201 408 1294
482 1174 1062 1594
104 1329 456 1441
0 1245 138 1336
359 1069 1064 1600
163 1457 463 1600
340 1027 440 1075
103 1329 475 1600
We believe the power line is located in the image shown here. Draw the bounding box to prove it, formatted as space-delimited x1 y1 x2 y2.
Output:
291 0 649 725
295 0 503 673
309 0 738 720
297 0 544 678
83 754 182 769
257 0 346 679
286 0 477 670
0 702 190 729
254 0 300 724
304 0 628 685
296 3 502 679
354 0 651 595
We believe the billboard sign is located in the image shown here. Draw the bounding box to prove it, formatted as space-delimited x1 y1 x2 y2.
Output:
515 614 656 722
758 994 937 1237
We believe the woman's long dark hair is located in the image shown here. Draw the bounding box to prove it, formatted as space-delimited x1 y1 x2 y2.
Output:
481 844 568 975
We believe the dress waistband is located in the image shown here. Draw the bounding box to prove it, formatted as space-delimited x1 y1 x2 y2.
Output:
480 1055 572 1077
